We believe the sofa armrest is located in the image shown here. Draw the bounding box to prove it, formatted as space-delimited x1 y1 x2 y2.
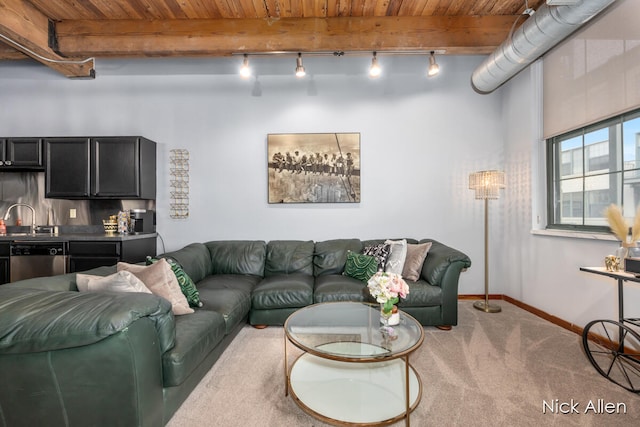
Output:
1 320 167 427
420 239 472 287
0 287 175 355
419 239 471 327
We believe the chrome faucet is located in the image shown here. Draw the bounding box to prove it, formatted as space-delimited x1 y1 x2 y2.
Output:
3 203 36 234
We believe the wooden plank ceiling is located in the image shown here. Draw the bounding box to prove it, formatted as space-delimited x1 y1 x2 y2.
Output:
0 0 545 78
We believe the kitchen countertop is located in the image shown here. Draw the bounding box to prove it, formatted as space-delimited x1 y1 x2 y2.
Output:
0 232 157 242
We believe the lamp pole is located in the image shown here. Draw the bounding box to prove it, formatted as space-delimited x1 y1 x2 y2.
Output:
473 197 501 313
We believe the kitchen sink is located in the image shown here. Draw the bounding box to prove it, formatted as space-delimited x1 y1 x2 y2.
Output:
5 225 57 236
6 226 31 234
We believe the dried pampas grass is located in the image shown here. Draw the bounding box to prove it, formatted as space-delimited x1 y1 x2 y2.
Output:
604 204 629 242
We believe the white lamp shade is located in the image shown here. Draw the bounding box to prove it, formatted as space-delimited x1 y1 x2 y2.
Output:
469 170 506 199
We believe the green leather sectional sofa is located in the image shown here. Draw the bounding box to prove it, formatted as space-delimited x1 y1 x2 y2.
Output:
0 238 470 427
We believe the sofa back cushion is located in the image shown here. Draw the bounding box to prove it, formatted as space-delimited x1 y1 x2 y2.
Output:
362 238 419 247
265 240 314 277
2 266 116 292
205 240 266 276
160 243 212 284
313 239 362 276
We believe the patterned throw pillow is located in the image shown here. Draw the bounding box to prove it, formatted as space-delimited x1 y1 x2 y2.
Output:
384 239 408 275
363 243 391 271
147 256 203 308
342 251 378 283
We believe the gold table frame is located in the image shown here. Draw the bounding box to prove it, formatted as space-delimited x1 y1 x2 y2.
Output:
283 302 425 427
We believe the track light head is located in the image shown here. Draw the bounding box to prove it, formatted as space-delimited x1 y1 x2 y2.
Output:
369 52 381 78
428 51 440 77
295 53 306 77
240 54 251 79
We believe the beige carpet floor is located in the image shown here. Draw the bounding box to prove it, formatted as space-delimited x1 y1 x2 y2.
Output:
166 301 639 426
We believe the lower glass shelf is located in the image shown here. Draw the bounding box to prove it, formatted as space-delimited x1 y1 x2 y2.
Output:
289 351 421 425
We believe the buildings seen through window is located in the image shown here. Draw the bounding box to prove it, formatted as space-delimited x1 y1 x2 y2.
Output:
548 109 640 230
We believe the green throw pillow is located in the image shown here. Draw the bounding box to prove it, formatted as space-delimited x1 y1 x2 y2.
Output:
147 256 203 308
342 251 378 283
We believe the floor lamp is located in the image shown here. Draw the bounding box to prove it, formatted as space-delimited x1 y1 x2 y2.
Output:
469 170 505 313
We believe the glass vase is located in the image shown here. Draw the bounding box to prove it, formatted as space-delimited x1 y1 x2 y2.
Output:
627 244 640 259
616 242 638 271
380 304 399 326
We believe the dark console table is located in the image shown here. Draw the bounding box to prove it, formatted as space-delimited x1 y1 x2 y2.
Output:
579 267 640 392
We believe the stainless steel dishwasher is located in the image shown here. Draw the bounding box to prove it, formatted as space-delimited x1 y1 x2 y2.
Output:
10 241 68 282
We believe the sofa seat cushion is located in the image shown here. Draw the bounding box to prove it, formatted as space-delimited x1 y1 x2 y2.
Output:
162 310 226 387
196 275 257 333
252 274 314 310
198 288 251 334
314 275 373 303
398 280 442 308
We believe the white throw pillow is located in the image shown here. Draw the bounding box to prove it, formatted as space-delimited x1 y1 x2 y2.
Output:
384 239 408 275
76 271 152 294
117 259 194 315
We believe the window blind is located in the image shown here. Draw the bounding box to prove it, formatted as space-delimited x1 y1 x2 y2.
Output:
543 0 640 139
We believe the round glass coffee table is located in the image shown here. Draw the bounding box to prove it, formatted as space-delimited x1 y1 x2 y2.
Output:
284 302 424 426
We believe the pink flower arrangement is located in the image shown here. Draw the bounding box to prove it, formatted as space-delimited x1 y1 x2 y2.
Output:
367 271 410 314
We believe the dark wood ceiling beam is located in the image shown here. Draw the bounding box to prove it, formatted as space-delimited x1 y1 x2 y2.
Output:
54 15 518 57
0 0 94 77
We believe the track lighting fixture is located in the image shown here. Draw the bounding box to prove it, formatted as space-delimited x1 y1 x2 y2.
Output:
369 52 381 77
427 51 440 77
295 53 306 77
231 50 445 79
239 54 251 79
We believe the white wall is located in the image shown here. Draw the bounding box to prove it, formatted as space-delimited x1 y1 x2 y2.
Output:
502 63 640 327
0 54 504 296
500 0 640 327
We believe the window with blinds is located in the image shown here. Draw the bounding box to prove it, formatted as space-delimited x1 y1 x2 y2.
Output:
547 109 640 230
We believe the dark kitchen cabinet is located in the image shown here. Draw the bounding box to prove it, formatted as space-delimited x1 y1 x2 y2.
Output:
45 137 91 198
69 241 120 272
0 138 44 170
0 242 9 285
45 136 156 199
92 137 156 199
68 237 156 273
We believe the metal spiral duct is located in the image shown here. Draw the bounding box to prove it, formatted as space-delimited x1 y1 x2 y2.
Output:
471 0 617 94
